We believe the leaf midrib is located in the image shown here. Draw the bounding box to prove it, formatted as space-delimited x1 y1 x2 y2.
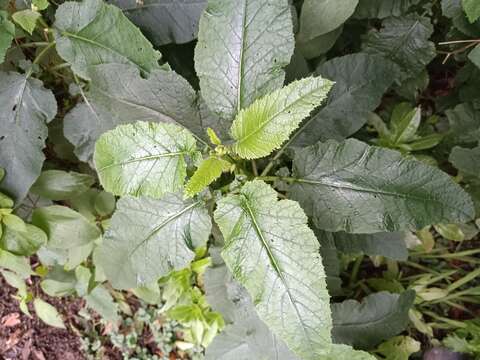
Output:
98 151 186 171
241 196 314 349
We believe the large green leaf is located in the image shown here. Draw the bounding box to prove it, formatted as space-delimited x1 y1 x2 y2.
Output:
195 0 294 121
204 263 300 360
445 102 480 145
230 77 333 159
32 206 101 248
353 0 421 19
318 230 408 261
0 11 15 64
54 0 161 79
292 54 400 146
298 0 358 40
442 0 480 37
290 139 474 233
362 15 436 77
463 0 480 22
31 170 95 201
110 0 207 46
332 290 415 349
0 224 47 256
97 194 211 289
214 180 331 359
64 63 204 163
0 71 57 203
450 146 480 178
94 121 198 198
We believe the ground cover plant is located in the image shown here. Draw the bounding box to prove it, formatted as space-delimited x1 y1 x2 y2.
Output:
0 0 480 359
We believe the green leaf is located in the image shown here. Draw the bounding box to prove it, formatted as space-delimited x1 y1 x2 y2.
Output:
290 139 474 233
463 0 480 22
0 224 47 256
214 180 331 359
353 0 421 19
297 27 343 60
376 336 421 360
204 263 300 359
0 11 15 64
450 146 480 177
33 298 66 329
64 63 204 163
185 157 232 197
332 290 415 349
111 0 206 46
31 170 95 201
53 0 161 79
41 266 76 296
0 249 32 278
292 54 400 146
94 121 198 198
32 205 101 248
12 10 40 35
230 77 333 159
468 44 480 70
1 270 27 298
33 0 49 11
0 71 57 203
298 0 359 40
2 213 26 233
445 102 480 145
390 103 421 144
97 193 211 289
362 15 436 77
442 0 480 37
434 223 465 241
195 0 294 121
322 231 408 261
94 191 116 217
85 285 120 323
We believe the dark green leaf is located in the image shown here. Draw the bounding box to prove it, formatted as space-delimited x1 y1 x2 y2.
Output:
0 11 15 64
290 139 474 233
450 145 480 177
292 54 400 146
64 63 204 163
332 290 415 349
0 71 57 203
362 15 436 77
31 170 95 201
54 0 161 79
353 0 421 19
110 0 207 46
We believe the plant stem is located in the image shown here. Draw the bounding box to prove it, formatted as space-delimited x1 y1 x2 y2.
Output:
26 41 56 79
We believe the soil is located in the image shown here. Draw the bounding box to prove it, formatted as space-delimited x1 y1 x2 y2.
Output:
0 274 86 360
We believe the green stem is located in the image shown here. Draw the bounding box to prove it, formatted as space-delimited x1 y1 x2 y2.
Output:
349 256 363 287
26 41 56 79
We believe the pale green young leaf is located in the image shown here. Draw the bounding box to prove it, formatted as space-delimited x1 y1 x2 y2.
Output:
12 10 40 35
94 121 198 198
230 77 333 159
390 103 421 144
463 0 480 22
53 0 161 79
94 191 116 217
32 205 101 248
31 170 95 201
0 72 57 204
376 336 421 360
185 157 232 197
1 270 27 298
298 0 359 40
362 15 436 77
2 213 26 233
97 194 211 289
214 180 331 359
64 63 204 163
33 298 66 329
195 0 294 121
33 0 49 11
290 139 474 233
332 291 415 349
85 285 120 323
0 11 15 64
